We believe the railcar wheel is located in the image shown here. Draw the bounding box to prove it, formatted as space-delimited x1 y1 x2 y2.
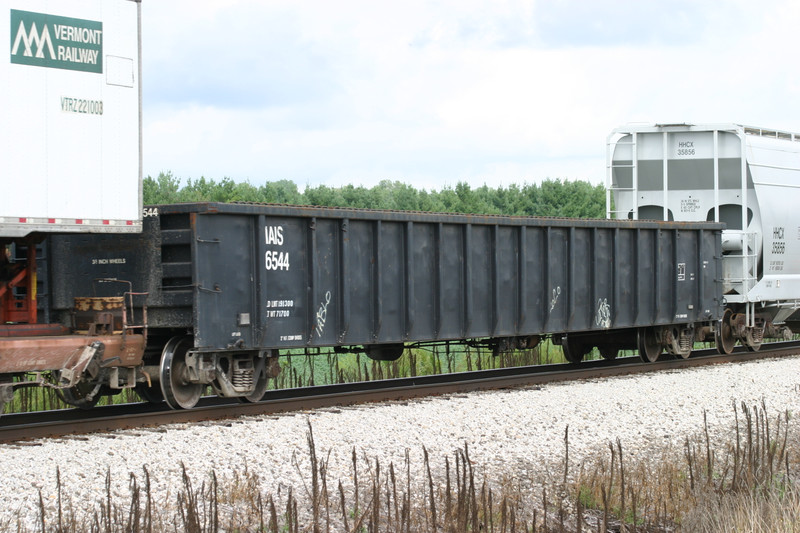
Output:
562 336 586 364
599 347 618 360
637 327 662 363
715 309 736 355
160 336 202 410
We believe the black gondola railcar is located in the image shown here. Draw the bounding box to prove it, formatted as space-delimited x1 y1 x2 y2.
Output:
33 202 724 409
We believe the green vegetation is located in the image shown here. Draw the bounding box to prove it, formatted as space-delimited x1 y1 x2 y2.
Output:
143 171 607 218
275 341 573 389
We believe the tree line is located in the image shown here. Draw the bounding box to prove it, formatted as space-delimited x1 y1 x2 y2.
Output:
143 171 607 218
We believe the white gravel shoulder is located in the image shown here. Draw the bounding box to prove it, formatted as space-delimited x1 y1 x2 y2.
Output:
2 355 800 526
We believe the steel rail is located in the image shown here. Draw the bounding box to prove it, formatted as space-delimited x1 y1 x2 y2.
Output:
1 342 799 443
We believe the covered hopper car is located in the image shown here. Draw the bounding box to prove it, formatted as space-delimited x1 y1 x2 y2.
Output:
1 203 723 410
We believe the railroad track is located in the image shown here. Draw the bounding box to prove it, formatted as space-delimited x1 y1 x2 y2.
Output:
2 342 799 443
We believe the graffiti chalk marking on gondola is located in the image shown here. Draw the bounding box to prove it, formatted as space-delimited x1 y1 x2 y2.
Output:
550 286 561 312
596 298 611 329
315 291 332 337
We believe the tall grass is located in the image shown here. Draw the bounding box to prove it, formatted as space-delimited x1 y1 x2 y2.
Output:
6 401 796 532
275 340 571 389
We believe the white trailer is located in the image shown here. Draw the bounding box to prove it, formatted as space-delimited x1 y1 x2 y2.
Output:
0 0 142 326
607 123 800 351
0 0 142 238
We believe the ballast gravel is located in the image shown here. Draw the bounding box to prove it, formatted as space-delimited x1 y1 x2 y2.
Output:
2 355 800 526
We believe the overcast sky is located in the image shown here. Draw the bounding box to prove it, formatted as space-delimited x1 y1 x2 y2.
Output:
141 1 800 191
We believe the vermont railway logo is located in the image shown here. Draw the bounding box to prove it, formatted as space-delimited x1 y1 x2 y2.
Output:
10 9 102 73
